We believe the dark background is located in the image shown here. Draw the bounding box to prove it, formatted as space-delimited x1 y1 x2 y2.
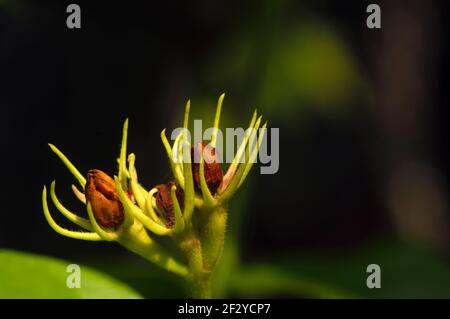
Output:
1 0 449 297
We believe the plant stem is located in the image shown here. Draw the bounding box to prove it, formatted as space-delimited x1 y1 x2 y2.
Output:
199 205 228 270
189 270 212 298
119 223 189 278
175 225 211 298
183 205 228 298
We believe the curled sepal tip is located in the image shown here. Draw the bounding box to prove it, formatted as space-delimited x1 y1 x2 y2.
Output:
219 110 257 191
71 184 86 204
211 93 225 148
128 153 147 209
198 148 217 207
50 181 92 231
181 141 195 223
114 176 173 236
145 188 166 226
219 116 262 202
238 122 268 189
48 144 86 187
161 129 185 189
42 186 102 241
183 99 191 130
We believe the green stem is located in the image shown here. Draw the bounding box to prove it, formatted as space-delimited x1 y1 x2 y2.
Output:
118 223 189 278
176 225 214 298
184 205 228 298
189 270 212 298
199 205 228 270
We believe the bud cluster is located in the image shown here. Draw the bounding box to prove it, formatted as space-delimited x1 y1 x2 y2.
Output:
42 94 267 297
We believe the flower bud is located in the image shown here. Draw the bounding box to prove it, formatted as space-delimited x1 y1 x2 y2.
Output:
155 182 184 228
85 169 124 229
191 142 223 194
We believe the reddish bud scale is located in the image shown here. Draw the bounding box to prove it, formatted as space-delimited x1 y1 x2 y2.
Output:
191 142 223 194
85 169 124 229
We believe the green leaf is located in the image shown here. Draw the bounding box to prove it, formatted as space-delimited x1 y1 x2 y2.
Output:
0 249 142 298
227 240 450 298
84 256 186 298
229 263 352 298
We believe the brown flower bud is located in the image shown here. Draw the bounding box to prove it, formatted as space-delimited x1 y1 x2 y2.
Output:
191 142 223 194
155 182 184 228
85 169 124 229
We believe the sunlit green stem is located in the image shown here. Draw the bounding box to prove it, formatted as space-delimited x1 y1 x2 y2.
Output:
175 225 212 298
198 205 228 271
119 222 189 278
189 270 212 299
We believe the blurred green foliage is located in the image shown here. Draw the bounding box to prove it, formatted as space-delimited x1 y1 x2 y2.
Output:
0 250 142 298
259 22 360 119
69 239 450 299
228 240 450 298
